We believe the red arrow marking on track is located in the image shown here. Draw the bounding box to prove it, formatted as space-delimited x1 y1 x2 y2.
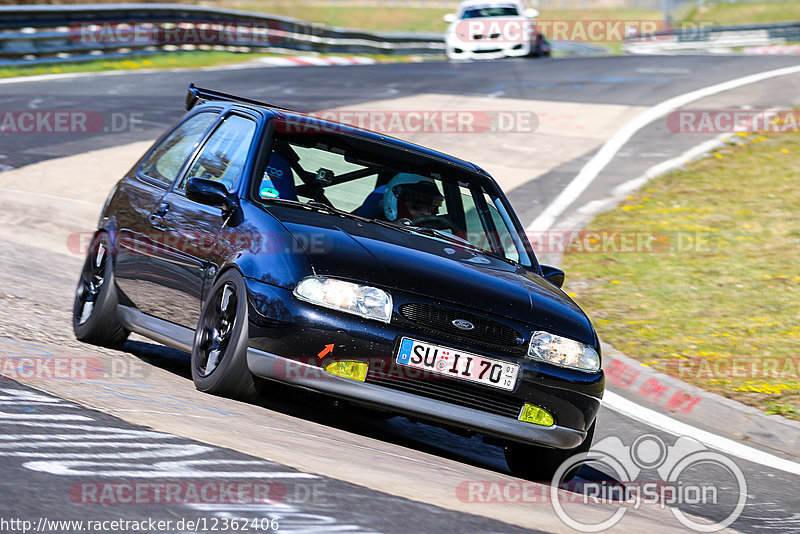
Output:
318 344 334 359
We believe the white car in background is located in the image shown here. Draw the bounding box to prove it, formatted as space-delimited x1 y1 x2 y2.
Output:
444 0 550 60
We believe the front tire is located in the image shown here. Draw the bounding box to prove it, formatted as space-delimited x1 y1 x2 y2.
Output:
191 269 262 400
73 233 129 349
505 422 596 482
528 36 550 58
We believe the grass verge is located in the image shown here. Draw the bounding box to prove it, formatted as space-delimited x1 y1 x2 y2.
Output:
198 3 800 35
0 50 422 80
561 132 800 419
0 51 265 79
681 1 800 25
192 3 453 33
194 3 661 32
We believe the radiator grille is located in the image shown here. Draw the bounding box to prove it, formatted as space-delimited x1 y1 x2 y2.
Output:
367 369 523 419
399 303 523 348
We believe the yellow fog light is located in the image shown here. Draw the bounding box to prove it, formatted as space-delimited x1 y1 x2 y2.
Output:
519 403 554 426
324 360 368 382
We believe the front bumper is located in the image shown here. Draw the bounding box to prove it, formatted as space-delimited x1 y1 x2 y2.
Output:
247 346 586 448
245 277 604 449
446 38 532 60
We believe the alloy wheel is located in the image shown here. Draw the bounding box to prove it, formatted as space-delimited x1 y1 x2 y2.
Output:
197 282 237 377
75 242 107 325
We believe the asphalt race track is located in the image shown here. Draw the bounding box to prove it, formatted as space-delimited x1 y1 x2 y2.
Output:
1 54 799 533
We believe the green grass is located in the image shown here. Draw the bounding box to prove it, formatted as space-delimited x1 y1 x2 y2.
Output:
199 3 663 34
539 7 662 21
4 1 796 79
561 132 800 419
538 8 662 54
191 3 454 33
0 50 423 80
681 1 800 25
0 51 265 79
197 3 661 57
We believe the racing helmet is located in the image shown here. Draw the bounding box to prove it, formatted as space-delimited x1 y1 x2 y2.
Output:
383 173 444 221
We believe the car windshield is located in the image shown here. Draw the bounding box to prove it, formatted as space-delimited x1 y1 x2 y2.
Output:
462 6 520 18
255 130 532 266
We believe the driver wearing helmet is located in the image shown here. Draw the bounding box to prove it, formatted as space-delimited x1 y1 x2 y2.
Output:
382 173 444 223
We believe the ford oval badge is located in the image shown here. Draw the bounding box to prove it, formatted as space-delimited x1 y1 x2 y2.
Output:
452 319 475 331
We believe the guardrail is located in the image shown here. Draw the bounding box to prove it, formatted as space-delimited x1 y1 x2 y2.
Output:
0 3 446 67
624 20 800 54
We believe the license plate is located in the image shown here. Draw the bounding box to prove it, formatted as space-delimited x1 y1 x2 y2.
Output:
395 337 519 391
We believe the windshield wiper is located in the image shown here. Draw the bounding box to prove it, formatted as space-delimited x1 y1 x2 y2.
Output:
263 198 416 233
407 226 508 262
261 199 511 261
304 202 413 233
265 198 362 220
304 200 354 218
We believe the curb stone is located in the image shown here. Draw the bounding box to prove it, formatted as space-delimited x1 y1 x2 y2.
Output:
255 55 378 67
540 113 800 460
603 343 800 459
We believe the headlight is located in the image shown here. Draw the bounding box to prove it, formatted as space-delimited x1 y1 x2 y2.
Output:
294 277 392 323
527 331 600 373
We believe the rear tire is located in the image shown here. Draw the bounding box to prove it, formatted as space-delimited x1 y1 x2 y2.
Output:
505 422 596 482
191 269 262 400
72 233 129 349
528 36 550 58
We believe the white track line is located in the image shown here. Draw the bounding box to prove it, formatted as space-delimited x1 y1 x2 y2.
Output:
604 391 800 476
527 64 800 233
526 67 800 474
554 133 731 238
610 133 730 198
0 187 96 206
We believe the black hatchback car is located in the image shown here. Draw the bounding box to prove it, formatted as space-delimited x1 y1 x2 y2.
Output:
74 84 604 481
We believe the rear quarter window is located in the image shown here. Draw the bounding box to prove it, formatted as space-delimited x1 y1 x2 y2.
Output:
139 112 217 186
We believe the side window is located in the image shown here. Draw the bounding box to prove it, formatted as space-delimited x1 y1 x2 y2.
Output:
484 194 520 263
179 115 256 193
140 113 217 186
462 188 487 248
461 188 520 262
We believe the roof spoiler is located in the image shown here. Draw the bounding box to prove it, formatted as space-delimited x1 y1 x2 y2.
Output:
185 83 294 112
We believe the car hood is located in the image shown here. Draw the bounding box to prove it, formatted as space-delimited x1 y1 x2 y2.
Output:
269 206 596 344
449 15 531 31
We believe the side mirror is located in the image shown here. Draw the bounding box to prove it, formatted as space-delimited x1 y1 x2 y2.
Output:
525 8 539 18
443 13 457 23
540 264 565 288
186 177 234 210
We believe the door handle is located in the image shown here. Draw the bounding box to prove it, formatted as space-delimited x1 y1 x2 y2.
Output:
150 202 170 222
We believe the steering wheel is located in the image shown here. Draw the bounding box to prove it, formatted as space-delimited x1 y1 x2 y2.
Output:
411 215 459 233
